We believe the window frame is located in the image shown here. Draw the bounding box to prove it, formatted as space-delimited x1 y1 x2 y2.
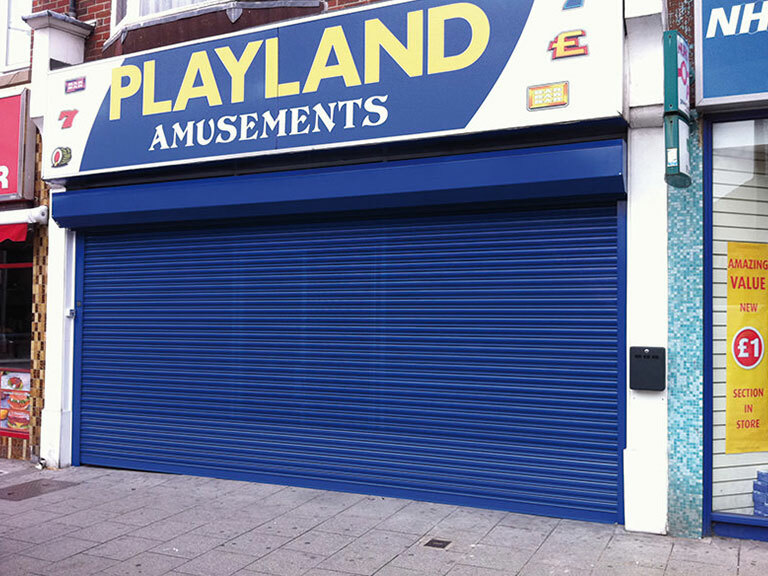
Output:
110 0 235 33
0 0 32 73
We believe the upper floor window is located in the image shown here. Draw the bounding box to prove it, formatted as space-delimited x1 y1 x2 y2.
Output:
113 0 219 29
0 0 32 72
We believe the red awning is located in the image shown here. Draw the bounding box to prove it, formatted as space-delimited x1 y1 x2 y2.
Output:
0 223 28 243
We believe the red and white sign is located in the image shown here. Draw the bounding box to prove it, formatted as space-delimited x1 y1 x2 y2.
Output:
676 35 690 118
732 326 765 370
0 94 25 200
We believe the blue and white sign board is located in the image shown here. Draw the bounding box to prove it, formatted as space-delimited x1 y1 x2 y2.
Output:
696 0 768 109
43 0 623 180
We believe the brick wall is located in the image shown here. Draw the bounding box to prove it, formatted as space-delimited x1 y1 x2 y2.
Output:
32 0 389 62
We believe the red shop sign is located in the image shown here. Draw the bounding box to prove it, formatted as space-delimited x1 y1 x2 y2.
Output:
0 93 28 201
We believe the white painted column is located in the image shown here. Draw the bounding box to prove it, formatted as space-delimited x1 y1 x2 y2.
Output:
25 11 92 469
623 0 669 534
39 209 77 469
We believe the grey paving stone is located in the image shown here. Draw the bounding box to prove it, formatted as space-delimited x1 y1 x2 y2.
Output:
375 567 429 576
591 561 664 576
739 540 768 569
446 565 510 576
41 497 98 516
20 536 98 562
739 565 768 576
253 513 323 539
283 528 356 557
432 508 504 535
152 532 229 559
247 547 325 575
67 521 136 543
229 482 286 500
289 492 365 520
55 508 120 528
664 559 738 575
5 509 65 528
260 487 325 508
0 536 35 556
528 536 605 570
7 521 75 544
599 533 673 570
460 544 533 573
190 519 258 540
100 551 188 576
481 525 550 550
130 519 204 541
314 513 382 537
221 531 293 559
418 530 484 555
94 498 150 515
377 501 457 535
0 551 52 575
87 535 160 561
35 552 118 576
341 496 411 520
668 537 739 567
389 541 464 575
516 562 592 576
175 549 257 576
318 529 417 575
113 506 179 527
497 513 561 533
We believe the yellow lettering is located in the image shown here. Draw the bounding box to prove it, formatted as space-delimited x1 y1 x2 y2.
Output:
215 41 263 104
265 38 301 99
173 51 223 112
142 61 172 116
303 26 361 94
428 2 490 75
110 65 142 121
365 11 424 84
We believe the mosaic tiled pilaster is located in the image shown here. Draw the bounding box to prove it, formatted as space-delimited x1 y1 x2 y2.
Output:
667 115 705 537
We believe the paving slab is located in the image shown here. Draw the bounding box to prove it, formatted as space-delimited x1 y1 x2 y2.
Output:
100 551 188 576
283 528 356 556
5 460 768 576
150 532 229 559
20 535 97 562
86 535 160 561
175 549 258 576
246 547 326 575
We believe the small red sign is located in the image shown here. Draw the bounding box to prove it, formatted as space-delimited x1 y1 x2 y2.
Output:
0 94 23 198
733 327 765 370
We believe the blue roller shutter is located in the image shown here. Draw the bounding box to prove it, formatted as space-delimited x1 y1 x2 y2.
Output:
76 203 624 522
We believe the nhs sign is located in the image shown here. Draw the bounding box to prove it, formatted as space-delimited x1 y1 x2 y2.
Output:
696 1 768 108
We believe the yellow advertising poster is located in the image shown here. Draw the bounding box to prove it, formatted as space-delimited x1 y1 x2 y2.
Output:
727 242 768 453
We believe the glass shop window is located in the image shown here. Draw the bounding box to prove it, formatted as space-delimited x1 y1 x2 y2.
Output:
713 118 768 517
0 238 31 371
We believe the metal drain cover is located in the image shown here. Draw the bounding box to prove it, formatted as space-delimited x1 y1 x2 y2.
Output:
424 538 452 549
0 479 79 501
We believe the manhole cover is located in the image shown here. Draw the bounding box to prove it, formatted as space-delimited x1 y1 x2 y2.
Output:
424 538 452 549
0 479 79 501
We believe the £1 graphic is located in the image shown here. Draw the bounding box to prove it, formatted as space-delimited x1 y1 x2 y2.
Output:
733 326 765 370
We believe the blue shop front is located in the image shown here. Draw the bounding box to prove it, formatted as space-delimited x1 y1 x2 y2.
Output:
697 0 768 541
43 0 630 523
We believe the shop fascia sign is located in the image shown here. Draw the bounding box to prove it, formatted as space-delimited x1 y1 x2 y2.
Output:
663 31 692 189
43 0 624 180
0 90 34 201
695 0 768 109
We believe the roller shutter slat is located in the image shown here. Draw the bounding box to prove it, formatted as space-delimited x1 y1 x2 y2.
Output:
78 205 621 521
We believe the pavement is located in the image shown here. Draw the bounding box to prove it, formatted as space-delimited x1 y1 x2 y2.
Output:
1 460 767 576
